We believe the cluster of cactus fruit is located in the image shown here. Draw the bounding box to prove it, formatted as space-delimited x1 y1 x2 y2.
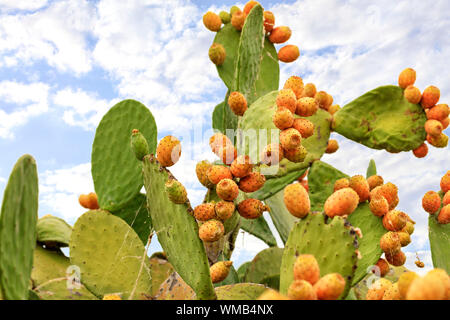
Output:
0 1 448 301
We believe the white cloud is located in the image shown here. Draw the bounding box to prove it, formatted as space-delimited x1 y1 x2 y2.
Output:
0 0 48 12
0 80 49 138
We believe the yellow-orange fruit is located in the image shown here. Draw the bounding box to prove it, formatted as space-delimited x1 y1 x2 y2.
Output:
443 191 450 206
398 231 411 247
269 26 291 44
288 280 317 300
209 133 232 154
284 76 304 99
208 43 226 65
216 178 239 201
243 1 260 15
296 97 319 117
263 11 275 33
210 261 233 283
328 104 340 115
333 178 349 192
325 139 339 154
196 160 214 188
421 85 440 109
438 204 450 224
406 273 447 300
206 165 233 185
230 155 253 178
382 283 401 300
194 203 216 221
230 5 241 16
284 145 308 163
370 183 398 210
156 135 181 167
369 195 389 217
284 183 310 218
379 231 401 255
203 11 222 32
238 171 266 193
315 91 333 111
273 108 294 130
302 83 317 98
422 191 442 214
78 192 99 210
398 271 419 299
413 143 428 158
228 91 248 116
367 175 384 191
426 269 450 300
278 45 300 63
425 119 443 137
401 221 415 236
293 254 320 285
385 250 406 266
366 278 392 300
404 85 421 104
427 133 448 148
237 198 267 219
260 143 284 165
349 175 370 203
427 104 449 121
280 128 302 151
231 11 246 31
314 273 346 300
276 89 297 114
398 68 416 89
382 210 407 232
216 144 237 165
198 219 225 242
371 258 390 277
103 294 122 300
215 201 235 221
324 187 359 217
441 117 449 129
292 118 314 139
257 289 290 300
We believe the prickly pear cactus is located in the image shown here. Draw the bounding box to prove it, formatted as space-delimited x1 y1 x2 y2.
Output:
215 283 267 300
279 213 359 298
36 215 72 248
0 155 39 300
92 99 157 211
429 191 450 273
142 156 216 300
333 85 427 152
70 210 152 300
244 247 283 289
148 257 175 297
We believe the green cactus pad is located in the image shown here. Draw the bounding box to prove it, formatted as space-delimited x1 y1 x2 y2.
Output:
0 154 39 300
92 99 157 211
214 266 239 288
70 210 152 300
429 191 450 273
28 290 40 300
238 91 331 181
244 247 284 289
333 85 427 152
366 159 377 178
215 283 267 300
237 262 251 282
240 216 277 247
34 280 98 300
149 258 174 297
214 14 279 105
212 92 239 134
264 189 299 244
142 156 216 300
36 215 72 248
112 193 152 245
279 213 358 298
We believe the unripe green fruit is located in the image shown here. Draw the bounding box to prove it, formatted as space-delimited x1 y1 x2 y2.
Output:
164 179 187 204
219 11 231 24
131 129 150 161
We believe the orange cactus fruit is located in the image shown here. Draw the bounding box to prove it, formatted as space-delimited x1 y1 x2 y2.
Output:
379 231 401 255
370 183 398 210
276 88 297 114
314 273 346 300
238 171 266 193
209 132 232 154
196 160 214 188
382 210 408 232
284 145 308 163
398 231 411 247
243 1 260 15
398 68 416 89
296 97 319 117
216 144 237 165
269 26 292 44
215 201 235 221
421 85 440 109
302 83 317 98
263 11 275 33
231 11 246 31
156 135 181 167
366 278 393 300
314 91 333 111
427 132 448 148
78 192 99 210
369 195 389 217
216 178 239 201
438 204 450 224
426 269 450 300
427 103 449 121
292 118 314 139
230 155 253 178
422 191 442 214
208 43 226 65
228 91 248 116
412 143 428 158
237 198 267 219
398 271 419 299
273 108 294 130
257 289 290 300
443 191 450 206
293 254 320 285
441 116 449 129
288 280 317 300
203 11 222 32
382 283 401 300
198 219 225 242
206 165 233 185
325 139 339 154
280 128 302 151
349 175 370 203
334 178 350 192
371 258 390 277
284 183 310 218
328 104 341 115
324 187 359 217
278 45 300 63
210 261 233 283
425 119 444 137
403 85 421 104
194 203 217 221
385 250 406 267
366 175 384 191
260 143 284 166
283 76 304 99
406 272 447 300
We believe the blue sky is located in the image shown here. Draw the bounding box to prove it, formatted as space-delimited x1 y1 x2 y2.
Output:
0 0 449 273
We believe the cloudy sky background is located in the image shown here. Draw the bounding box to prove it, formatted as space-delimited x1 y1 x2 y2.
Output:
0 0 448 275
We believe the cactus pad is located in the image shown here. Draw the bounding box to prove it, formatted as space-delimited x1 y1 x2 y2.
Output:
149 258 174 297
215 283 267 300
34 280 97 300
36 215 72 248
240 216 277 247
0 154 39 300
366 159 377 178
92 99 157 211
212 92 238 134
279 213 358 298
142 156 216 300
429 191 450 273
70 210 152 300
244 247 284 289
333 85 427 152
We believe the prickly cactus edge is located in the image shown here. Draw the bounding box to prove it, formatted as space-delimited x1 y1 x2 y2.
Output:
0 1 448 301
